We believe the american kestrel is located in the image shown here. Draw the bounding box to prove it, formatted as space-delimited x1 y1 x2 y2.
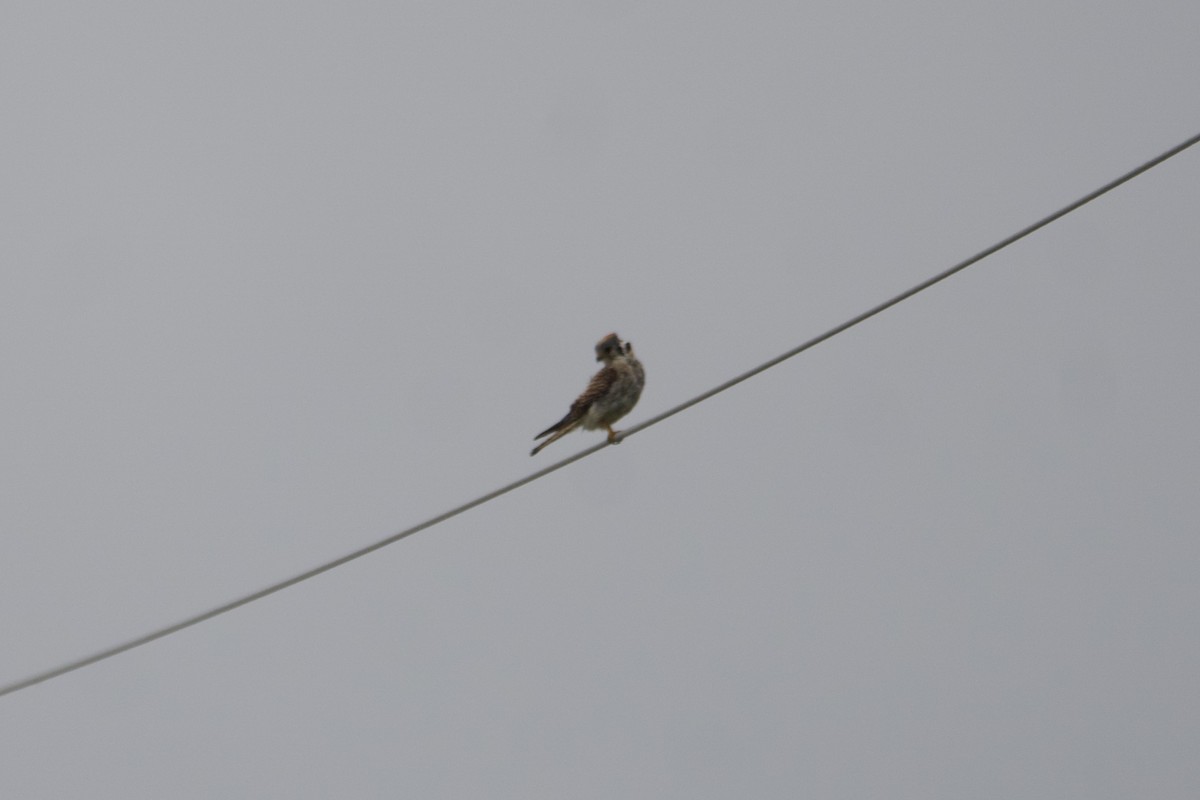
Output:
531 332 645 456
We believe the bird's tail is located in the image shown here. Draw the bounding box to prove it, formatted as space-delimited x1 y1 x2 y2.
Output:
531 416 578 456
534 413 573 441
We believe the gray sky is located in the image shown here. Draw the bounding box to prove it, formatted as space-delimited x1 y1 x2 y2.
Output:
3 2 1199 797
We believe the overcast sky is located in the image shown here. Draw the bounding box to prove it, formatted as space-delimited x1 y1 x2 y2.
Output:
3 2 1199 798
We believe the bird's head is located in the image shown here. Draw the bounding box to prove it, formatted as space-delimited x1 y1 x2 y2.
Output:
595 332 627 363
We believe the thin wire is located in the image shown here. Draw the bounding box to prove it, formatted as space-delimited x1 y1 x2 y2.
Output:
621 131 1200 438
3 131 1197 700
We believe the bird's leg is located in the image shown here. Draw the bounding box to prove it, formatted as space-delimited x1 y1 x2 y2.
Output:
606 426 624 444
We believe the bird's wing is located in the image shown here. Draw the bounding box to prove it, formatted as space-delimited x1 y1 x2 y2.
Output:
534 365 618 439
569 364 619 417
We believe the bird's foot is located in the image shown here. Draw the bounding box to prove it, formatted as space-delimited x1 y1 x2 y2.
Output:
607 428 624 444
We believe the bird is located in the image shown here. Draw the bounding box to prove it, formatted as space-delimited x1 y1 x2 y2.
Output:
531 333 645 456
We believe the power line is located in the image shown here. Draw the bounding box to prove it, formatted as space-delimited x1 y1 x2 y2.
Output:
622 131 1200 438
3 130 1197 700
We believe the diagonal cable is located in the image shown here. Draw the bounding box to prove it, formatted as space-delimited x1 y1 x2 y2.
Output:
2 130 1197 700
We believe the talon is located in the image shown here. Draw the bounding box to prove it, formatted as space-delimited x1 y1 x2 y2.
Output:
608 429 624 444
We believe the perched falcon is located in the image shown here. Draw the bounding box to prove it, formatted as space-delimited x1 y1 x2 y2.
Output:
531 333 645 456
